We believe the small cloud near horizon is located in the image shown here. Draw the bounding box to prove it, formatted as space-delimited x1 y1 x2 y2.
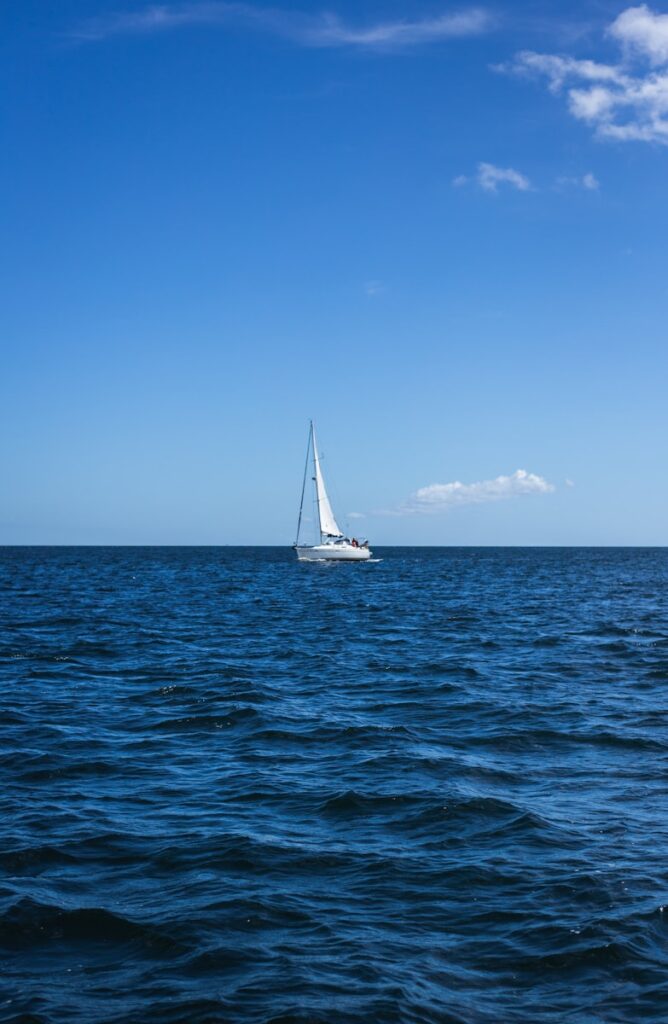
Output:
382 469 556 516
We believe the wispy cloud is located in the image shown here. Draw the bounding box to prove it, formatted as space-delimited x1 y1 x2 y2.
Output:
454 161 532 192
456 163 601 193
496 5 668 144
477 161 532 192
556 171 600 189
385 469 555 515
364 280 385 297
72 3 493 49
71 3 214 40
304 8 492 48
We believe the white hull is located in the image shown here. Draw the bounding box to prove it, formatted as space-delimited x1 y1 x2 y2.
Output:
295 543 371 562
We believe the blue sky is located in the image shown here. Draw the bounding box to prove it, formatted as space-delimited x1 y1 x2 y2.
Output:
2 1 667 544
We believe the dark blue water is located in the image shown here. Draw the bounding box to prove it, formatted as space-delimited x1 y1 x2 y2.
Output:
1 547 668 1023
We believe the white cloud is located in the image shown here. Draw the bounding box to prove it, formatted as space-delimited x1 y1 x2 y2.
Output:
609 4 668 65
302 9 491 48
364 280 385 297
71 4 222 39
477 161 531 191
390 469 555 515
556 171 600 189
496 52 624 92
347 511 366 519
73 3 492 49
454 162 531 192
497 6 668 145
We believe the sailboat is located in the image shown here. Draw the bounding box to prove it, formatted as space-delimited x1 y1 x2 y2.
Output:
294 422 372 561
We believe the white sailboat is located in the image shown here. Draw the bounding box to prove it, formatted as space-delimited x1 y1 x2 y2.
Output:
294 422 372 561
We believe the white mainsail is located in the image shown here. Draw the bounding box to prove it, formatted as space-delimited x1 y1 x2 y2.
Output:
312 426 343 538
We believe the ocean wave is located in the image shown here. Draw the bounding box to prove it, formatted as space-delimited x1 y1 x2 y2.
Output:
2 546 668 1023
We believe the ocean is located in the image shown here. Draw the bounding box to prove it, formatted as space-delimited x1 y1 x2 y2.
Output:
1 546 667 1023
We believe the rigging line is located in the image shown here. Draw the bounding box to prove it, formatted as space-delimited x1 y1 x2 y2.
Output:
295 420 312 546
